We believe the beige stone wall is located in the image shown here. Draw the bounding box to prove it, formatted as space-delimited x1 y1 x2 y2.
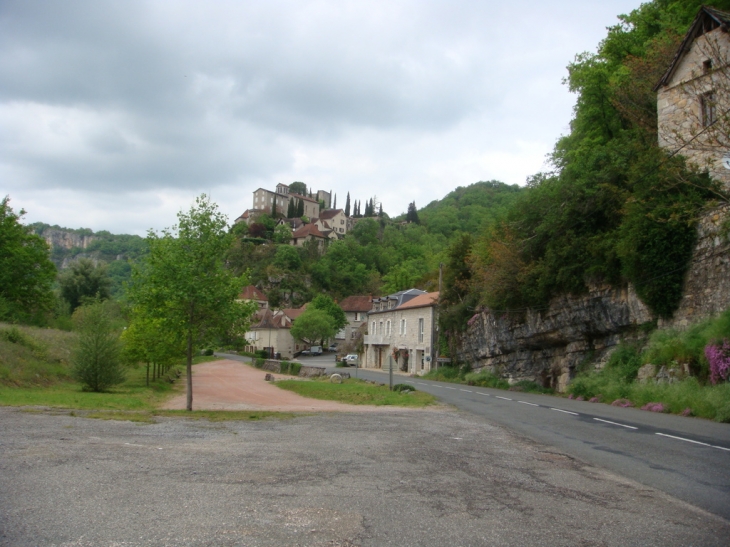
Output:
246 328 297 359
363 307 437 375
657 28 730 189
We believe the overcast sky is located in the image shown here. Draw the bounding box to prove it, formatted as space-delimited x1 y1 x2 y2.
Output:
1 0 642 235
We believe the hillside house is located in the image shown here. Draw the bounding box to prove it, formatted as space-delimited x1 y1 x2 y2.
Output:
290 223 336 249
252 185 321 219
317 209 348 235
244 305 308 359
336 295 372 342
237 285 268 309
655 6 730 188
362 290 439 375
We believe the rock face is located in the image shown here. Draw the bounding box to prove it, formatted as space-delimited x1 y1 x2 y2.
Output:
456 285 652 392
41 228 97 251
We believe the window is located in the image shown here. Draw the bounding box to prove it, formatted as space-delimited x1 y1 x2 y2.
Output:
702 92 717 127
400 319 406 335
379 321 383 335
355 312 360 321
418 318 424 343
372 321 376 335
386 320 391 335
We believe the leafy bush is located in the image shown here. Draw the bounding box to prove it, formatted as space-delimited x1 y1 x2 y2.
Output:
254 358 265 368
464 370 509 390
510 380 553 394
279 361 301 376
706 340 730 385
392 383 416 392
203 348 214 356
255 350 269 359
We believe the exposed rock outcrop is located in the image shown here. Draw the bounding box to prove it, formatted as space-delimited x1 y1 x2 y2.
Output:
456 285 652 392
41 228 97 251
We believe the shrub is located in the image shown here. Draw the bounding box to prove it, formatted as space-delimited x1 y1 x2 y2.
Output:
463 370 509 390
510 380 553 394
280 361 301 376
71 302 125 392
254 358 265 369
203 348 214 356
705 340 730 385
392 383 416 392
715 403 730 423
255 350 269 359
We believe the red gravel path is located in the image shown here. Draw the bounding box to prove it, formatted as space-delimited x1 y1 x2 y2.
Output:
161 359 427 412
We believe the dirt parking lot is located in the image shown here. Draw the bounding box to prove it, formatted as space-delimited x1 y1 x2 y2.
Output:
2 404 729 546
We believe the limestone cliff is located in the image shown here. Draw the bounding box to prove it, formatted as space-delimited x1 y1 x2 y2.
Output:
455 205 730 392
456 285 652 392
41 228 97 251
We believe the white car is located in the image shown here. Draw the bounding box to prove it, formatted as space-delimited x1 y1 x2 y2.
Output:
343 354 359 366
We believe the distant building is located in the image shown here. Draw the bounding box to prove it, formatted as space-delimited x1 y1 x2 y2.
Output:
337 295 372 342
316 209 348 235
237 285 268 309
244 305 309 359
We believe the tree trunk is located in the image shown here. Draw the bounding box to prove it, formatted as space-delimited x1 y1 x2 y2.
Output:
186 331 193 411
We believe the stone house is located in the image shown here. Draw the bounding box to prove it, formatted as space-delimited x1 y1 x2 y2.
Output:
237 285 268 309
251 185 321 219
336 295 372 343
244 305 308 359
362 290 439 375
290 223 336 249
655 5 730 188
316 209 348 235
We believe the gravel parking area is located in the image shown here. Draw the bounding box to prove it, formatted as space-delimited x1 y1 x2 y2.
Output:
1 407 728 546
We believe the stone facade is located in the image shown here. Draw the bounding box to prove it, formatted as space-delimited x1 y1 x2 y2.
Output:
455 285 652 392
363 291 439 375
666 203 730 328
656 10 730 189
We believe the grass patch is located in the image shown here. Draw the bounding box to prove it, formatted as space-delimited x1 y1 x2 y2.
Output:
15 408 298 424
0 323 76 387
275 377 437 407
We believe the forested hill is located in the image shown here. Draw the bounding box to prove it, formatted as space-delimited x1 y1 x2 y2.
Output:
29 223 148 297
417 181 522 238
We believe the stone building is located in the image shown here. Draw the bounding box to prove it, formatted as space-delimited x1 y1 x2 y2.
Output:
655 6 730 188
237 285 268 309
244 306 308 359
336 295 372 343
251 185 321 219
362 290 439 375
316 209 348 235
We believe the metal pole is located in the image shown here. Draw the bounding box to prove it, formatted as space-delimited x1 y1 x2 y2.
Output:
389 355 393 391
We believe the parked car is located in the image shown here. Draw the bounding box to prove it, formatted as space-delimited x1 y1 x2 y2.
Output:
309 345 322 356
343 354 359 366
327 344 337 352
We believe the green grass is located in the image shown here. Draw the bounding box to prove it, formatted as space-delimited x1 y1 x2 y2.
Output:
0 323 76 386
275 377 437 407
19 408 298 424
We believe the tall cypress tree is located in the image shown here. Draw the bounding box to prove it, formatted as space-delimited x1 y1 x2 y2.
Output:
287 199 295 218
334 194 337 209
297 198 304 217
344 192 351 217
406 201 420 224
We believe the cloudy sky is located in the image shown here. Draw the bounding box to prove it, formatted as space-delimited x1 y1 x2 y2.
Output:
2 0 641 235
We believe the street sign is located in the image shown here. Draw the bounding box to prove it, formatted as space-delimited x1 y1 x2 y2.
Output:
437 357 451 363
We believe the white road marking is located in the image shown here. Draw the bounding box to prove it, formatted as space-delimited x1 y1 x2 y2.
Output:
656 432 730 451
495 396 512 401
417 383 428 386
444 387 457 390
518 401 539 407
593 418 637 430
550 408 579 416
477 392 490 396
460 389 472 392
405 381 415 384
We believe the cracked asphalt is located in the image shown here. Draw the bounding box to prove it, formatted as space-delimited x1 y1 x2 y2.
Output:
1 406 728 546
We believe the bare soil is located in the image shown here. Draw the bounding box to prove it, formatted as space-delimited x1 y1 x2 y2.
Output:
161 359 432 413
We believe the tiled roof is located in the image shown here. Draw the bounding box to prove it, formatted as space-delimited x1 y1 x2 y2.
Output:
397 292 439 310
654 6 730 90
289 192 319 204
339 295 372 312
282 305 307 321
239 285 268 301
250 309 291 329
319 209 344 220
292 224 327 239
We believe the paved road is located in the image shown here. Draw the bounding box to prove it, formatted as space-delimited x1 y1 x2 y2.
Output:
307 360 730 521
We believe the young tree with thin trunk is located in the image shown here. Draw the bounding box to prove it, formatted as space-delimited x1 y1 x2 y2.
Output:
129 195 257 411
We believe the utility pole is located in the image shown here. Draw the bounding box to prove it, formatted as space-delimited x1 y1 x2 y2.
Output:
389 354 393 391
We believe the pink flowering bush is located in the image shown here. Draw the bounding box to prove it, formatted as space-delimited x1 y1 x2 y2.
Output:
611 398 635 408
588 396 601 403
641 402 666 412
705 339 730 385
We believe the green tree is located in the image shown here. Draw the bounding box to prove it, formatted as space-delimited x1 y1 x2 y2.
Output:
273 223 292 244
58 258 112 312
0 197 57 322
406 202 420 224
297 198 304 217
345 192 351 217
289 181 307 195
290 307 336 345
129 195 257 410
71 301 125 392
310 294 347 331
122 312 184 385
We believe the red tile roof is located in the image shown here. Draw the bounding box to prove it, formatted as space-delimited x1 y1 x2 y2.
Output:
291 224 327 239
239 285 268 301
339 295 372 312
396 292 439 310
319 209 344 220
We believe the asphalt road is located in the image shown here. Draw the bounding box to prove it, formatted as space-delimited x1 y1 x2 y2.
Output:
315 361 730 521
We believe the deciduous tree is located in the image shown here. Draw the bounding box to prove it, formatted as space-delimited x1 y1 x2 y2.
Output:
58 258 112 312
290 307 336 345
129 195 257 410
